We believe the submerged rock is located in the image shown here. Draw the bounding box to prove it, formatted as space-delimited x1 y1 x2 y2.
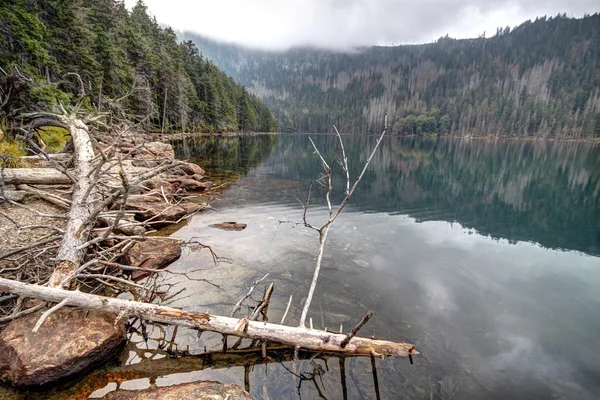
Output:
171 178 213 192
102 381 251 400
0 309 125 386
125 237 181 278
209 222 247 231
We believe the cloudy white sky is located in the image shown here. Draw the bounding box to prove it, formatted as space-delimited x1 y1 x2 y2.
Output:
125 0 599 49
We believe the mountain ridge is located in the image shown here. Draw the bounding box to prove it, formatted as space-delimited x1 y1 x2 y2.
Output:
182 13 600 137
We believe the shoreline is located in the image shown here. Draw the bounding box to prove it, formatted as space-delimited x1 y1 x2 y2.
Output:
281 131 600 143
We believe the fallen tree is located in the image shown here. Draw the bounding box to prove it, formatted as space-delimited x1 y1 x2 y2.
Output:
2 168 71 185
41 114 97 288
0 277 418 358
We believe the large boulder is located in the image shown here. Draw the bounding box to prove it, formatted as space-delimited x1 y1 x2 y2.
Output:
102 381 251 400
0 309 126 386
125 238 181 279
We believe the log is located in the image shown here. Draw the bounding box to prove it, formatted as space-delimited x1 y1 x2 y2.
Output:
16 184 71 209
0 277 418 358
46 116 96 288
20 153 72 161
2 168 71 185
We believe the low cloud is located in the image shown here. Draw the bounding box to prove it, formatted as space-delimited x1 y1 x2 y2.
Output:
126 0 599 49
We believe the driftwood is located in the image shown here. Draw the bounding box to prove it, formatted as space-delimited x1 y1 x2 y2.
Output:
0 277 418 358
2 168 71 185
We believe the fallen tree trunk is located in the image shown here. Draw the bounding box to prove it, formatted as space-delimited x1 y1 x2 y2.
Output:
46 116 97 288
16 184 71 209
0 277 418 358
2 168 71 185
20 153 72 161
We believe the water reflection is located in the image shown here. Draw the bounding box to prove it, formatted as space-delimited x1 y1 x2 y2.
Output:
170 134 279 184
175 135 600 256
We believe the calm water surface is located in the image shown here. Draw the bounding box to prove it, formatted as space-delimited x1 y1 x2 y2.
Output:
13 134 597 399
164 135 600 399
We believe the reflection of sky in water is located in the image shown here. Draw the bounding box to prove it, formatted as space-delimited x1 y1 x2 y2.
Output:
163 191 600 399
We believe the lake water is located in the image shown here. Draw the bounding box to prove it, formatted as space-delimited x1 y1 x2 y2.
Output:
8 134 598 399
164 134 600 399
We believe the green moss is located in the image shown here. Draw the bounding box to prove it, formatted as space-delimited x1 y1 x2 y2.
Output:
0 139 28 167
37 125 71 153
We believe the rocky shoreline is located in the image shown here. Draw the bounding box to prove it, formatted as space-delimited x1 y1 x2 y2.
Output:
0 130 252 398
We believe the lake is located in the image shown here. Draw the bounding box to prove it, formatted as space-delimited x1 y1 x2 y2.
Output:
19 134 598 399
163 134 600 399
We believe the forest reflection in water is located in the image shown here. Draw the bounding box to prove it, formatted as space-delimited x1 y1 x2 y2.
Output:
173 134 600 256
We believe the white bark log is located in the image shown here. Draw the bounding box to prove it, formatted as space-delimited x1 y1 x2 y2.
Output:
47 116 97 288
2 168 71 185
0 277 418 358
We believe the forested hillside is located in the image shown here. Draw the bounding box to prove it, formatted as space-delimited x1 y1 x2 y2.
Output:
183 14 600 137
0 0 278 133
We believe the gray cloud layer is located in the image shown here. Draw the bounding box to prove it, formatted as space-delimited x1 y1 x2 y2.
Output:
127 0 599 49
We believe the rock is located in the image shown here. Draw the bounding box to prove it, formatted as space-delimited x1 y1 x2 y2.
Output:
0 190 28 203
140 179 175 195
209 222 247 231
115 196 187 224
125 238 181 278
0 309 126 386
178 202 207 215
135 142 175 160
171 178 212 192
171 162 205 177
102 381 251 400
130 159 163 168
188 174 206 182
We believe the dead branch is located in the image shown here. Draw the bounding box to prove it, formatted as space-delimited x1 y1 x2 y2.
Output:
231 273 269 317
340 311 373 348
298 114 388 327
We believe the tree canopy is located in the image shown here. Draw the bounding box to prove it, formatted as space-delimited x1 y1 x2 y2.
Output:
0 0 278 133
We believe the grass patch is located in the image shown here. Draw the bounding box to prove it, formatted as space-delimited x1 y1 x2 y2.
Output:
0 139 28 168
37 125 71 153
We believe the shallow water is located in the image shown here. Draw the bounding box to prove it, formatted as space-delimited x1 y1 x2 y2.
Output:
6 134 599 399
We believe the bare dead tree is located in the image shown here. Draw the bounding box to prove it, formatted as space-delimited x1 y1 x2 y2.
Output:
285 114 389 328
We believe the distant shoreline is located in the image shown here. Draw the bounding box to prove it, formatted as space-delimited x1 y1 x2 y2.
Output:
275 132 600 143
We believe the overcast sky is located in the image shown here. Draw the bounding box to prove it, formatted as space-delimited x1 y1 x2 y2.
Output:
125 0 599 50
